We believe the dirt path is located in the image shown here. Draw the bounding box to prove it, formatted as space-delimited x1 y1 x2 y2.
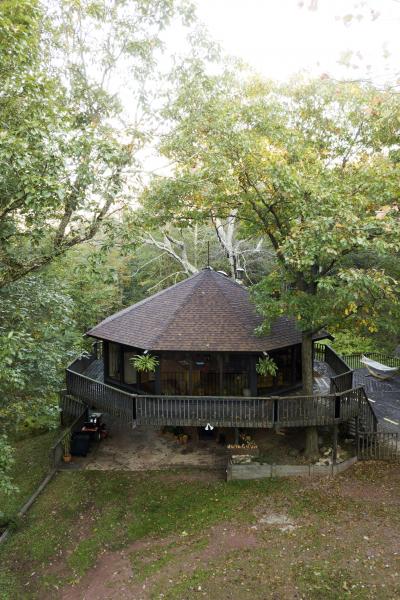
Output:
60 522 262 600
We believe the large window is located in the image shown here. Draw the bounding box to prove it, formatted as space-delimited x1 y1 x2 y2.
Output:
191 354 219 396
159 353 251 396
108 342 120 380
160 353 190 395
222 354 250 396
123 351 137 385
257 346 301 394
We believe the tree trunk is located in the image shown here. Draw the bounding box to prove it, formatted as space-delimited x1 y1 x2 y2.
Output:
302 331 319 459
305 426 319 460
302 331 314 396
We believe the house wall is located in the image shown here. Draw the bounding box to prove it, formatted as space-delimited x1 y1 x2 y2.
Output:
102 341 303 397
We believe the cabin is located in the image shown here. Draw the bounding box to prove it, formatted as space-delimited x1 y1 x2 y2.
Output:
87 267 313 398
65 267 372 435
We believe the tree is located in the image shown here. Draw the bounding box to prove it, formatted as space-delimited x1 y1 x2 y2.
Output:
0 0 192 290
129 215 271 283
142 71 400 457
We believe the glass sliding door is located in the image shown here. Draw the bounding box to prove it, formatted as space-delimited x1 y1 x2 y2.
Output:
108 342 121 381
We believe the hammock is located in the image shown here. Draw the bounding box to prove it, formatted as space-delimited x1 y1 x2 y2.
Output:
361 355 400 380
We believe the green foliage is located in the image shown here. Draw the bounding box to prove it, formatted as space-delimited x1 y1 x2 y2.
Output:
0 435 17 496
256 355 278 377
132 353 159 372
0 430 60 526
0 0 191 289
143 71 400 362
329 332 380 356
0 276 81 401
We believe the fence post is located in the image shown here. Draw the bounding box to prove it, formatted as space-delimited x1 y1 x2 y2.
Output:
59 389 67 427
334 394 341 419
332 424 338 465
355 415 360 457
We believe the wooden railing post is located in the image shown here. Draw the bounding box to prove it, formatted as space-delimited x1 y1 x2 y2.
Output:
332 424 338 465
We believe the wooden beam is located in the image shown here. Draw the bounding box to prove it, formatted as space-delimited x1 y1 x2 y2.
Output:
332 424 338 465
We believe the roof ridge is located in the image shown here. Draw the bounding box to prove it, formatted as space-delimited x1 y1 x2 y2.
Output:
86 270 205 335
211 271 258 336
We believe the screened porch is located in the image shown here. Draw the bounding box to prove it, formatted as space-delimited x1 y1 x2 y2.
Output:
103 342 302 397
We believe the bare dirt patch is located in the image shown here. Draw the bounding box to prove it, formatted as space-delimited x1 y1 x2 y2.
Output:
60 523 259 600
80 426 227 472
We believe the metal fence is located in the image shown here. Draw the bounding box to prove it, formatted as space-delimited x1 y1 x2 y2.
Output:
49 404 88 469
357 431 399 460
341 353 400 371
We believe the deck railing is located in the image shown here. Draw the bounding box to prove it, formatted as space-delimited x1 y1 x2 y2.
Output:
66 369 135 422
65 344 381 430
314 343 352 374
275 395 335 427
330 370 353 394
135 394 275 427
314 343 354 394
357 387 378 433
67 352 97 374
66 368 364 428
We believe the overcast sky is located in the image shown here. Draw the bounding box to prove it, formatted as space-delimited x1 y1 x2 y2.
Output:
131 0 400 176
182 0 400 85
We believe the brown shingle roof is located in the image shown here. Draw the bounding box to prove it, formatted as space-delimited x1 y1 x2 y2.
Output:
87 268 309 352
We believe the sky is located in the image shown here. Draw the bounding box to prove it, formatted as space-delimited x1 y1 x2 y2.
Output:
181 0 400 85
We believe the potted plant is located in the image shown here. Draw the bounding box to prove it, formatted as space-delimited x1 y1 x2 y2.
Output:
256 354 278 377
63 431 72 463
131 352 159 373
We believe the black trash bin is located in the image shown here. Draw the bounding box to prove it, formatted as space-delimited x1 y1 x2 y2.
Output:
71 432 91 457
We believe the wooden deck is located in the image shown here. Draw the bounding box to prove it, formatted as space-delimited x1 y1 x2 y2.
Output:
65 352 367 429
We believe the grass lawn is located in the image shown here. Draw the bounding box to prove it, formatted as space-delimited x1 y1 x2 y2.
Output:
0 430 60 523
1 462 400 599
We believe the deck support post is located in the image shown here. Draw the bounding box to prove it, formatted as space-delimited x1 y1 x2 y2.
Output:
355 415 360 457
234 427 240 445
154 360 161 395
332 423 338 465
189 427 199 443
250 356 258 397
